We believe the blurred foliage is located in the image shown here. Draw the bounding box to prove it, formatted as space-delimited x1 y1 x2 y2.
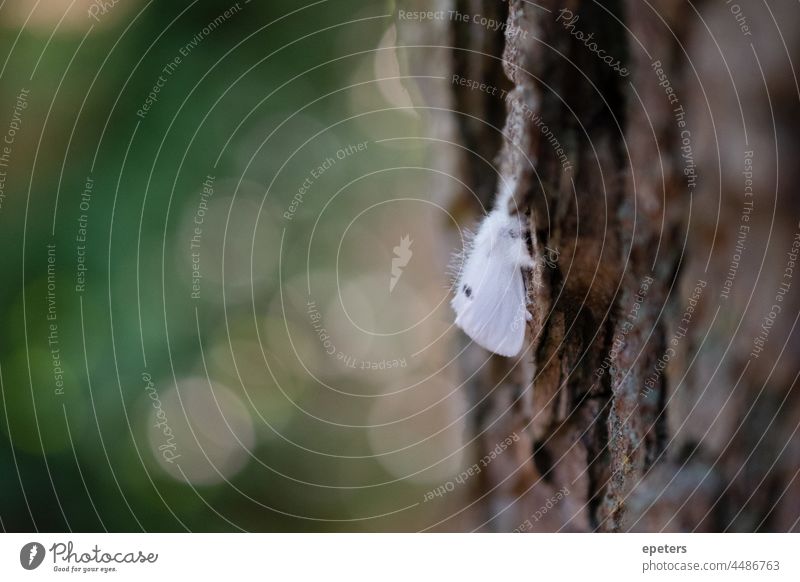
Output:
0 0 469 532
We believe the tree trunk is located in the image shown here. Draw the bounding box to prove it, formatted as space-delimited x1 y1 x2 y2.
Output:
406 0 800 531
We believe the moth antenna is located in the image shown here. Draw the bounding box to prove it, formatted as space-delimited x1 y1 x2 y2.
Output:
447 226 477 289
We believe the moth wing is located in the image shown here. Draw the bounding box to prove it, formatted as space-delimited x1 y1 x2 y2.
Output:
452 246 527 357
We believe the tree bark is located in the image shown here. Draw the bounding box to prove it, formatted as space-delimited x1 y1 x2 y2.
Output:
431 0 800 532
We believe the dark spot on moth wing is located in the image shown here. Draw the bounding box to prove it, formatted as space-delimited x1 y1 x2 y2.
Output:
507 228 519 239
462 284 473 298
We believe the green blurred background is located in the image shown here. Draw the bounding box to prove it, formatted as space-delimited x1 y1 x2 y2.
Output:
0 0 474 531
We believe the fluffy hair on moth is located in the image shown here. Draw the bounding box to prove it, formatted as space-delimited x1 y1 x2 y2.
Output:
451 208 534 357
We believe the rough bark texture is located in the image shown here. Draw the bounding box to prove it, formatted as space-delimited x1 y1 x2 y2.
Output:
438 0 800 532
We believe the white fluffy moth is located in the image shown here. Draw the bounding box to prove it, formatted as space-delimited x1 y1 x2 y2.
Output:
451 181 534 357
